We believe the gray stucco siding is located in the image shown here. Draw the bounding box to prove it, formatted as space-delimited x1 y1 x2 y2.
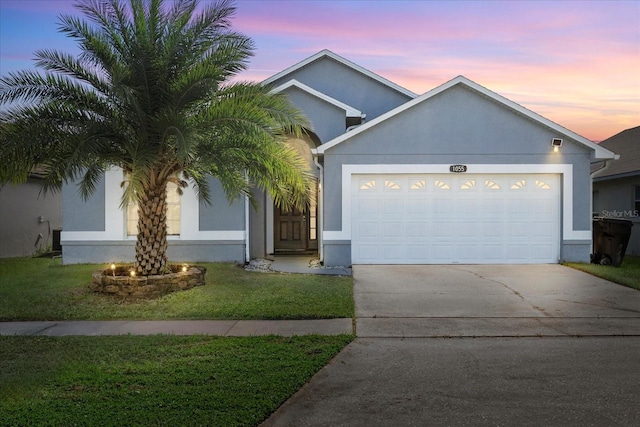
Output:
199 177 245 231
61 172 248 264
327 85 590 157
269 57 412 122
593 176 640 256
319 84 594 265
322 240 351 267
561 241 592 263
62 174 105 231
62 240 244 264
321 84 592 233
249 189 267 259
593 177 640 215
166 240 244 263
0 179 62 257
570 155 594 231
283 86 348 143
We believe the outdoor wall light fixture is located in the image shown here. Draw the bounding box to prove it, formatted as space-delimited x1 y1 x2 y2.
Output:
551 138 563 153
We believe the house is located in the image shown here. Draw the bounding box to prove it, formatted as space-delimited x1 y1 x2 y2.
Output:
61 50 616 266
0 169 62 258
592 126 640 256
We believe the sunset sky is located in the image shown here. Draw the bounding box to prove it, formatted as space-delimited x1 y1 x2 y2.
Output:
0 0 638 141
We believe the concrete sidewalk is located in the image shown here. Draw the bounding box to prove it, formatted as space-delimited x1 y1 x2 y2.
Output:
0 318 354 337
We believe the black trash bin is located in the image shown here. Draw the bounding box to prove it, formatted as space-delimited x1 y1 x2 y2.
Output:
591 218 633 267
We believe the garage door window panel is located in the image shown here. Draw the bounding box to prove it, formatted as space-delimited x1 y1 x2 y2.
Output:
460 179 477 190
410 179 428 191
434 180 451 190
384 180 401 191
484 180 501 190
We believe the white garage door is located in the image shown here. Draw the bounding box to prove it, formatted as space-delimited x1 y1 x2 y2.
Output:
351 174 560 264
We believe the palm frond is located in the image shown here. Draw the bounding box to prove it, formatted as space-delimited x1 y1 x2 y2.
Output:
1 0 315 265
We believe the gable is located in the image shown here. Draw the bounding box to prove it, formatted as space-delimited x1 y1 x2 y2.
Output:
277 83 353 143
264 50 415 122
271 80 363 118
317 76 616 161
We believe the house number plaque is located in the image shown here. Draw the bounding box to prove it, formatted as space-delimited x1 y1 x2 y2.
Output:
449 165 467 173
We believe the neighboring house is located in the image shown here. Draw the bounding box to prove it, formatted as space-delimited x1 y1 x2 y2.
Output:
0 170 62 258
592 126 640 256
61 50 616 266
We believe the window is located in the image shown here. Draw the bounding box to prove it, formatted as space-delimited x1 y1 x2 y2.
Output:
127 181 181 236
510 180 526 190
484 180 501 190
460 180 476 190
309 182 318 241
434 180 450 190
384 180 401 191
410 179 427 191
635 186 640 214
535 180 551 190
359 180 376 190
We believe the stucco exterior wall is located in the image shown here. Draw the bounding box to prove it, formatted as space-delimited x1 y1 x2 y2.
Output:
63 174 105 231
593 176 640 256
249 189 267 259
282 86 348 143
320 85 594 265
198 177 246 231
268 56 412 122
0 178 62 257
61 171 246 264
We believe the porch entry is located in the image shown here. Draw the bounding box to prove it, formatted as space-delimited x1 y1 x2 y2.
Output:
274 192 318 253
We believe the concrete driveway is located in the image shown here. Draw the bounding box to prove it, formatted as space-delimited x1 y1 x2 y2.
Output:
355 264 640 337
262 265 640 426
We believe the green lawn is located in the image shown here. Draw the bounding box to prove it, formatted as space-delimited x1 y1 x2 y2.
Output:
0 258 354 426
565 255 640 291
0 258 354 321
0 334 353 426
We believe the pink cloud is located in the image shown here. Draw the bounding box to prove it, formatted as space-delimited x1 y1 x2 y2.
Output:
1 0 637 141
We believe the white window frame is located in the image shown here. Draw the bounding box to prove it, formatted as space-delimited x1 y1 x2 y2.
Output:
126 180 181 237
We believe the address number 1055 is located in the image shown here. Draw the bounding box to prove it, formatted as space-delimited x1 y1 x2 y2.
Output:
449 165 467 173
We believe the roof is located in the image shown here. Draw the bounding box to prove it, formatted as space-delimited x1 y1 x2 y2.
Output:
262 49 417 99
315 75 617 161
269 79 364 119
592 126 640 181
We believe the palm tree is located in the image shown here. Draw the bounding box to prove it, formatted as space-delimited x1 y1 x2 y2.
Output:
0 0 313 276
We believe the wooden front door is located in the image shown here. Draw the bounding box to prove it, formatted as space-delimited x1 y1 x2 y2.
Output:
274 206 308 251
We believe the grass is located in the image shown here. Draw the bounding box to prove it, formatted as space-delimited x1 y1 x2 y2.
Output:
565 255 640 291
0 258 354 425
0 334 353 427
0 257 354 321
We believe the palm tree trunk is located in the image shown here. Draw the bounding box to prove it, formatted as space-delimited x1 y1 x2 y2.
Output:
135 183 168 276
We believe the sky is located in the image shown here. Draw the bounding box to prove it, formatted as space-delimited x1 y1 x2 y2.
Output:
0 0 638 142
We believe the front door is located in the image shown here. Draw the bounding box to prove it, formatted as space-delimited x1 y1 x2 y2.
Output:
274 206 308 251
